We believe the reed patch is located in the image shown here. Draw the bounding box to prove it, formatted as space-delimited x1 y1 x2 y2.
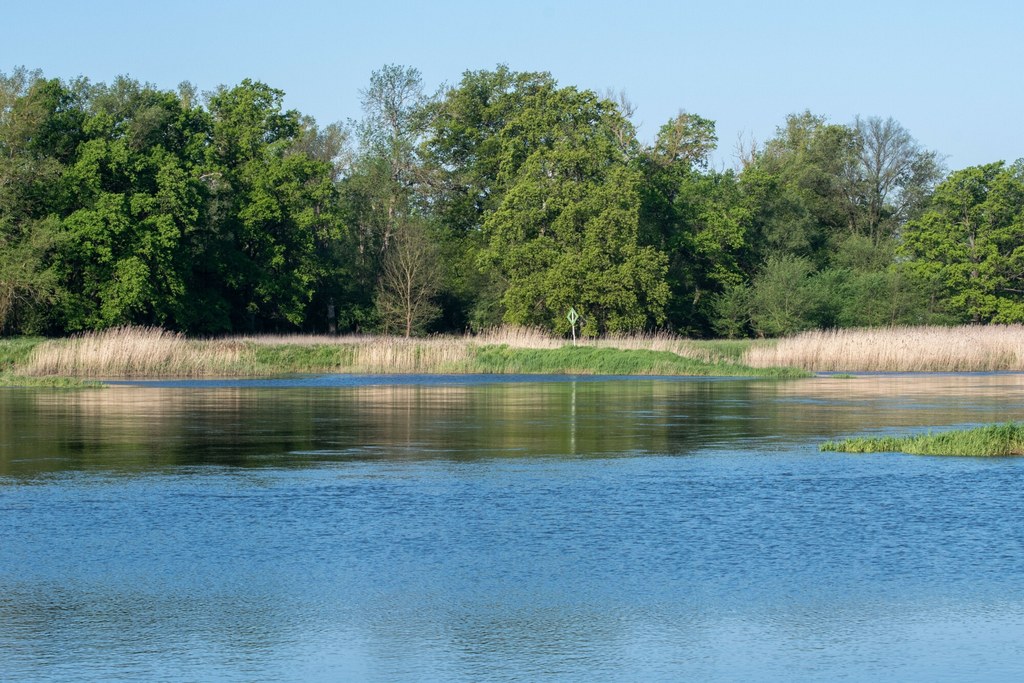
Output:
743 325 1024 372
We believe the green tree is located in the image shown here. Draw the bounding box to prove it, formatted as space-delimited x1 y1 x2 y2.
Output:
0 218 58 333
420 66 561 329
710 282 750 338
480 85 668 335
338 65 434 330
747 254 820 337
0 69 70 333
822 235 938 327
639 113 752 335
743 111 857 267
350 64 431 256
423 66 559 231
650 112 717 171
50 77 210 330
205 79 340 331
1 70 352 335
900 161 1024 322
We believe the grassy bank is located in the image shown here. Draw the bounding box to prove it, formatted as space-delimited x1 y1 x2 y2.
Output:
6 327 796 379
821 423 1024 456
468 345 804 377
9 324 1024 380
743 325 1024 372
0 373 102 388
0 339 99 387
0 337 43 372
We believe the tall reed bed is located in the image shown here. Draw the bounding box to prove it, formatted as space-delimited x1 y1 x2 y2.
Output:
744 325 1024 372
23 327 244 377
22 328 479 377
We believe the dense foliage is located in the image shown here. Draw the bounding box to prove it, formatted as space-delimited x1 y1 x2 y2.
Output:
1 65 1021 337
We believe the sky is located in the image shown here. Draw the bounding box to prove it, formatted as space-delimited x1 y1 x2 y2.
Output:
5 0 1022 171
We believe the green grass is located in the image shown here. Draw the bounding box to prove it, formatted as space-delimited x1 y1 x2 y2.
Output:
0 337 44 373
469 345 809 377
245 342 809 377
821 422 1024 456
685 338 762 363
0 373 103 389
247 344 359 374
0 339 86 386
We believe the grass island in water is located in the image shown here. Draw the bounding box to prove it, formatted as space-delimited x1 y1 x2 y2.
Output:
821 423 1024 457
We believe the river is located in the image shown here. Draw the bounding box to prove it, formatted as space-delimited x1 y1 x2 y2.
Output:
3 374 1024 681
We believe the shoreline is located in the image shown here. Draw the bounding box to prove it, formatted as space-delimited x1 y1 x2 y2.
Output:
8 324 1024 386
0 328 802 383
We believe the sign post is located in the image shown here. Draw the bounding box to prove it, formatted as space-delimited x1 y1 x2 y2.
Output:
567 307 580 346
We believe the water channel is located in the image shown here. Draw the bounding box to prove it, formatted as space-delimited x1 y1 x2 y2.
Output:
3 373 1024 681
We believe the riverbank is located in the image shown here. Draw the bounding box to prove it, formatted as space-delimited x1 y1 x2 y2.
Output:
1 327 803 380
0 373 102 388
0 339 96 386
821 422 1024 456
8 324 1024 383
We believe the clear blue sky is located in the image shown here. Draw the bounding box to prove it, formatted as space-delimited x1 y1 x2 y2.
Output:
5 0 1022 170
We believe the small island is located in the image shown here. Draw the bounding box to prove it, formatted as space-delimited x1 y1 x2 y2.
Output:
821 423 1024 457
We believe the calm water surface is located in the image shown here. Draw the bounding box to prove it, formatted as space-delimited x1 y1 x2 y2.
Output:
3 374 1024 681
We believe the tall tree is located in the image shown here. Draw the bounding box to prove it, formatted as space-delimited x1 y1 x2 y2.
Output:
845 115 942 243
650 112 717 171
0 70 86 333
419 66 559 329
900 161 1024 323
480 84 668 335
742 111 857 267
639 112 753 335
423 66 558 233
348 64 430 256
54 77 214 330
205 79 340 331
337 65 436 330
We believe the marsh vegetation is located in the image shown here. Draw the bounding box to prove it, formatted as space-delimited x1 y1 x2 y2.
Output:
821 422 1024 457
743 325 1024 372
5 326 798 379
8 324 1024 380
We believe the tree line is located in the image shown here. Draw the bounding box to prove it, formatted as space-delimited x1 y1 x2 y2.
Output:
1 64 1022 338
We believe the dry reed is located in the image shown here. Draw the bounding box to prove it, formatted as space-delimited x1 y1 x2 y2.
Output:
330 336 473 373
743 325 1024 372
23 327 244 377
